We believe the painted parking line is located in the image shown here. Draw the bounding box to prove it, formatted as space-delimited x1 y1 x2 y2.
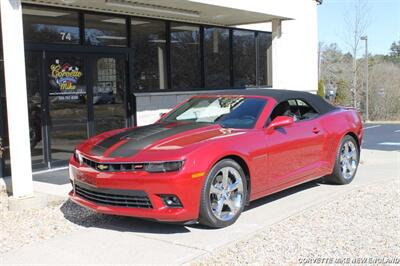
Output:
32 166 69 175
394 129 400 133
378 142 400 146
364 125 381 130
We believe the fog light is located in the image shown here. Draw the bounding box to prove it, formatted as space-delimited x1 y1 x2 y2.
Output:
160 195 183 208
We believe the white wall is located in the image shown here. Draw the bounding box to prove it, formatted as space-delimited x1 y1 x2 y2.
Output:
192 0 319 93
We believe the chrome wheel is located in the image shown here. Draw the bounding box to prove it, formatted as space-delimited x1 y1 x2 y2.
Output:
209 166 244 221
340 140 358 180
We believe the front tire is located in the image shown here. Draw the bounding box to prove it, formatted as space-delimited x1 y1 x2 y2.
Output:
324 135 359 185
199 159 247 228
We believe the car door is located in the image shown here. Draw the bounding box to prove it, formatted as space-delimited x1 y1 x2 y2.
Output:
264 99 325 189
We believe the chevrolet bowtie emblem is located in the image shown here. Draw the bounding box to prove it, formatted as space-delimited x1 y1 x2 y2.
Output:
97 164 109 171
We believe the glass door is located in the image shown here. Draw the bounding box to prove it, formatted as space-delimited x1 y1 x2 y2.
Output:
90 55 127 135
44 52 128 165
47 54 88 163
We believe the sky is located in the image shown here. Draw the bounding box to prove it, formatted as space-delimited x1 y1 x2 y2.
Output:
318 0 400 55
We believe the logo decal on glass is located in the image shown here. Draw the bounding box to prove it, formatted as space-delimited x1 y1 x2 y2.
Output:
49 59 84 97
51 63 82 91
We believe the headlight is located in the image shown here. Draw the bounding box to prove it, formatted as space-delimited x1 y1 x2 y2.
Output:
144 161 184 173
73 149 83 165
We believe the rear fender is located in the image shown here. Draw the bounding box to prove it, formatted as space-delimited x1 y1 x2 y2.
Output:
320 109 362 173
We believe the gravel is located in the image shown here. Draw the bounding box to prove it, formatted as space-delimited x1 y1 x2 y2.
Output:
0 194 111 254
192 180 400 265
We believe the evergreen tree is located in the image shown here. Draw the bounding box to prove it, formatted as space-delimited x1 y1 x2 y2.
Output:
317 80 325 98
335 79 350 106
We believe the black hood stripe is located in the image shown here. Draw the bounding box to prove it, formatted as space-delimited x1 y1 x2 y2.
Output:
91 122 209 157
90 127 138 156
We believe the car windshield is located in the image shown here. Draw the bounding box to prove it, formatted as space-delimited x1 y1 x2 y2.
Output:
161 96 267 129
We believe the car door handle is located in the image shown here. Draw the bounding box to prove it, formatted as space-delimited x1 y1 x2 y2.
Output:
312 128 320 134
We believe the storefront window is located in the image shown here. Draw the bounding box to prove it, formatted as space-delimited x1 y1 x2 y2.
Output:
204 27 230 88
25 52 44 167
233 30 256 87
131 19 167 91
84 14 127 47
22 6 80 44
258 32 272 86
170 23 201 90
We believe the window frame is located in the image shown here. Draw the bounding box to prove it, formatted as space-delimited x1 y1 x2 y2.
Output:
203 26 231 88
83 13 128 47
169 22 202 90
265 98 321 127
232 29 257 88
257 32 272 87
294 99 320 121
22 5 81 45
130 17 168 91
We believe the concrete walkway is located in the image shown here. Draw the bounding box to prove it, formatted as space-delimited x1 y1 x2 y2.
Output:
1 150 399 265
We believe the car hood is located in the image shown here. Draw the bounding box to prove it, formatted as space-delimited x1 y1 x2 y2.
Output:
81 122 241 159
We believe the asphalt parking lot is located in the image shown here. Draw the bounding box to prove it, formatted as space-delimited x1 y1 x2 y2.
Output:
362 123 400 151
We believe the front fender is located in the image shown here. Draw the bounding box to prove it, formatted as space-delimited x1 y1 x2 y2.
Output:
184 130 265 199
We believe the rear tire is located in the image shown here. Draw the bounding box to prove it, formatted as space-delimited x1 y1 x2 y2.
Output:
323 135 359 185
199 159 247 228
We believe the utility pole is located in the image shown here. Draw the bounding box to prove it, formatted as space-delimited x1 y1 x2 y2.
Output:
361 36 369 121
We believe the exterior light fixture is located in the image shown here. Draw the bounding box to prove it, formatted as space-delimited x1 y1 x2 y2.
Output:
61 0 78 4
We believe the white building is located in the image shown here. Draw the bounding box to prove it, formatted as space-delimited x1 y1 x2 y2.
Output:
0 0 320 200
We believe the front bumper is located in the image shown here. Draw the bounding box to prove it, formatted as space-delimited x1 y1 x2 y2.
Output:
68 157 204 222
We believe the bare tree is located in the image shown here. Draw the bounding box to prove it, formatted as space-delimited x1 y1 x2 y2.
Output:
342 0 371 108
320 43 350 83
369 62 400 120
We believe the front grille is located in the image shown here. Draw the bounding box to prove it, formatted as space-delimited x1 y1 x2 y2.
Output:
82 157 144 172
74 181 152 209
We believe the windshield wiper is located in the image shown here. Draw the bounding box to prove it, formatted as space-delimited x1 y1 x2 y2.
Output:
216 121 228 128
214 114 227 122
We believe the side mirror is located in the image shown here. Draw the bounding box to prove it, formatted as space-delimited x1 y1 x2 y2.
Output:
159 112 167 119
266 116 294 132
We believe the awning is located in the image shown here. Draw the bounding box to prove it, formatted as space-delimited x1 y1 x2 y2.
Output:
22 0 291 26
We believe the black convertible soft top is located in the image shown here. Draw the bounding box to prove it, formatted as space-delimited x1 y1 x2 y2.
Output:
204 88 338 115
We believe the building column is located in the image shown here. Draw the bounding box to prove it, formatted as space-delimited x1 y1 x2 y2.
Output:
0 0 34 198
271 18 282 89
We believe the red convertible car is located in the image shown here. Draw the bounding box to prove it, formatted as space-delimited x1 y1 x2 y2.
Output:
69 89 362 228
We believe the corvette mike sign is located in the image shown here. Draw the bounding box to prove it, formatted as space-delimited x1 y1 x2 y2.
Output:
49 61 84 96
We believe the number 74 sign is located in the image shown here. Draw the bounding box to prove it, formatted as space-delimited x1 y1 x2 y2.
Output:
60 32 72 41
